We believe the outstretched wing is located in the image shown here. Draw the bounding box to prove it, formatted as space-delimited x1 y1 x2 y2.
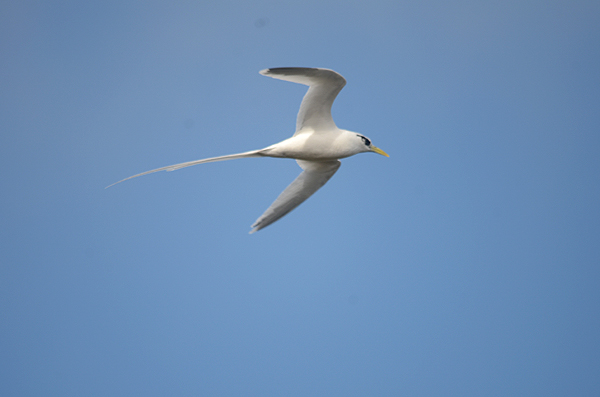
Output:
260 67 346 134
250 160 341 233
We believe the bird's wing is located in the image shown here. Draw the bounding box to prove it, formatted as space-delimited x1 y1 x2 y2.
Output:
260 67 346 134
106 149 264 188
250 160 341 233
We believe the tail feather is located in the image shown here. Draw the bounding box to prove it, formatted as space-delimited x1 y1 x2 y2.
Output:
106 149 263 188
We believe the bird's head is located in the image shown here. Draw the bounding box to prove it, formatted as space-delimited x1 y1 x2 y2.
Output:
355 134 389 157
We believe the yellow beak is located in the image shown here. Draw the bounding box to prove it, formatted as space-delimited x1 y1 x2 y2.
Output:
371 146 390 157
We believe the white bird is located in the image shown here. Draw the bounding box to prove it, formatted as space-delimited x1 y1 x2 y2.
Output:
108 67 389 233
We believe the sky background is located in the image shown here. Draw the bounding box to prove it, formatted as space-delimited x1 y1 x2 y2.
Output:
1 1 600 395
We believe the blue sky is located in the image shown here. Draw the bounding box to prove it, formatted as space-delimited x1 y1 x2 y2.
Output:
1 1 599 395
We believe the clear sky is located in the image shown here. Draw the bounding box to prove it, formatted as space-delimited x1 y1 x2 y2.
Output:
2 1 599 395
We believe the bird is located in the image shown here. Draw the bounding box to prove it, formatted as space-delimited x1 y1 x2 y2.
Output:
107 67 389 233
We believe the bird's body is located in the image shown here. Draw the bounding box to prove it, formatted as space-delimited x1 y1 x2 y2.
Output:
108 67 388 233
261 129 368 160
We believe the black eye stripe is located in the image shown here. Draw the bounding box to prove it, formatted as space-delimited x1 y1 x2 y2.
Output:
358 135 371 146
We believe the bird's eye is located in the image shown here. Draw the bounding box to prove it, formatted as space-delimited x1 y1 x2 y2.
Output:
358 135 371 146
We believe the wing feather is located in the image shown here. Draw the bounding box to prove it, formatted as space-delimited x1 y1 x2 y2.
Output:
260 67 346 133
250 160 341 233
